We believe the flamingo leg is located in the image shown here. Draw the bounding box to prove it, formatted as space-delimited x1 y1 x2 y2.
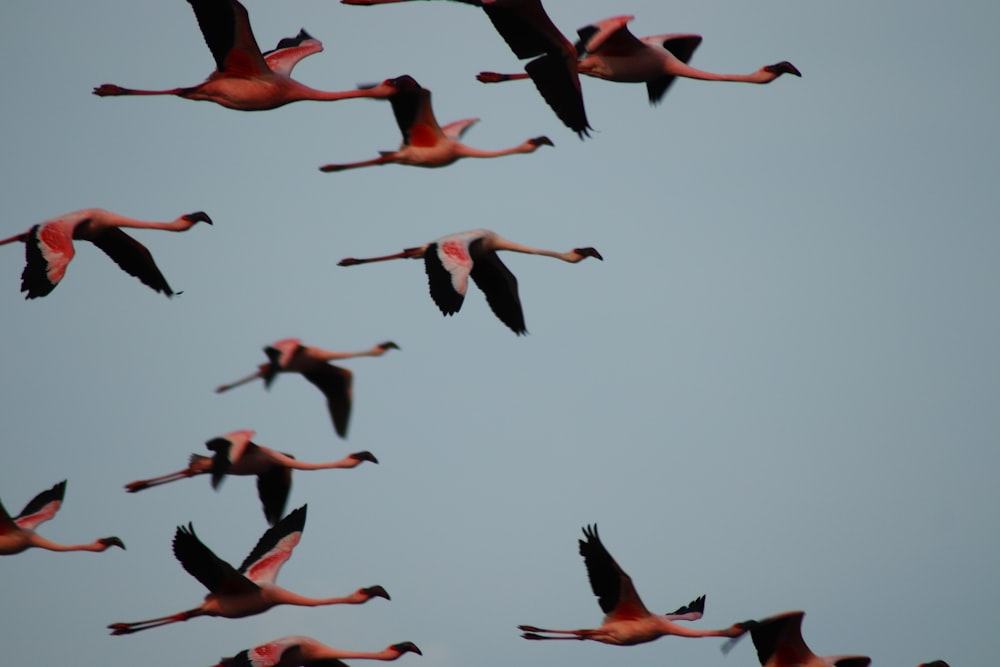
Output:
124 468 201 492
108 608 201 635
477 71 531 83
93 84 189 97
521 633 586 640
518 625 591 637
216 369 265 393
338 247 424 266
318 156 395 173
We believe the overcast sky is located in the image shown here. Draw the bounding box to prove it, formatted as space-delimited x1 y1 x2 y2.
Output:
2 1 998 666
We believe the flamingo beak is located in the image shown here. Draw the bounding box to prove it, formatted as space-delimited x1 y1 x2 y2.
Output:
764 61 801 77
574 247 603 261
363 585 391 600
101 536 126 550
184 211 213 225
350 451 379 464
390 642 422 656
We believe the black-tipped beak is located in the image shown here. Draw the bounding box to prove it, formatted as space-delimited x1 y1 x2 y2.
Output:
184 211 213 225
378 341 400 350
575 247 603 261
765 61 801 77
101 536 126 550
530 136 554 147
390 642 422 656
363 585 390 600
350 451 379 464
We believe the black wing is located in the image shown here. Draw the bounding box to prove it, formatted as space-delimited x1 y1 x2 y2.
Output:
90 228 174 296
301 364 353 438
386 76 430 145
256 463 292 526
482 0 566 60
186 0 267 74
173 523 258 595
17 480 66 519
525 53 589 137
424 243 466 316
578 524 649 619
21 225 61 298
646 35 702 105
469 240 526 335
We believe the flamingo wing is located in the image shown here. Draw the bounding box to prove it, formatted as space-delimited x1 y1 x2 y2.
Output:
641 34 702 104
220 636 313 667
387 77 445 147
262 29 323 76
256 463 292 527
301 364 353 438
748 611 814 667
441 117 480 142
238 504 306 584
575 15 642 55
468 241 526 335
424 239 473 317
89 227 175 296
482 0 568 60
263 339 301 387
13 480 66 531
173 522 259 595
578 524 651 621
21 223 75 298
664 594 705 621
206 431 256 489
187 0 269 76
0 499 16 535
524 52 589 137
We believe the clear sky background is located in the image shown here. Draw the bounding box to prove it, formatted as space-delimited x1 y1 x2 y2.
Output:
2 1 998 666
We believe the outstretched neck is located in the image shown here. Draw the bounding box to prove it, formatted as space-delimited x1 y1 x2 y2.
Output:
655 616 744 638
277 588 372 607
667 61 778 83
29 535 108 552
493 238 586 263
310 345 391 361
269 451 366 471
454 141 540 159
316 647 405 661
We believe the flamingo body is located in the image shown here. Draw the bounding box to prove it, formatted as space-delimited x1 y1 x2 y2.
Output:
0 481 125 555
93 0 395 110
0 209 211 298
338 229 601 335
108 505 388 635
320 75 552 172
124 430 378 524
734 611 870 667
518 524 745 645
215 637 422 667
215 340 399 438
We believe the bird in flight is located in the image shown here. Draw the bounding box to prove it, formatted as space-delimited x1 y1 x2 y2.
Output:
519 524 747 645
108 505 389 635
124 429 379 524
0 208 211 298
213 637 422 667
724 610 870 667
0 480 125 555
93 0 396 110
338 229 602 335
319 75 553 172
216 339 399 438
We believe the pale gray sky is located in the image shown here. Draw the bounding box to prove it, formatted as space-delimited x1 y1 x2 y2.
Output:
2 1 998 666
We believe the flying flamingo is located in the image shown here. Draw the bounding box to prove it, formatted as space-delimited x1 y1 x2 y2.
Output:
478 15 800 104
518 524 747 645
337 229 602 335
108 505 388 635
214 637 421 667
340 0 590 137
93 0 395 110
124 429 379 524
0 480 125 555
215 339 399 438
722 610 869 667
319 75 552 172
0 208 211 299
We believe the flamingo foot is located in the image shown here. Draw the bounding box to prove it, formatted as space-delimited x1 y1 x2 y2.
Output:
93 84 127 96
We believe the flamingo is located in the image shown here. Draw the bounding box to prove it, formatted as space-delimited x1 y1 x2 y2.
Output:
340 0 590 137
215 340 399 438
478 15 800 104
337 229 602 335
124 430 379 525
107 505 388 635
518 524 746 645
93 0 395 110
0 481 125 555
0 208 211 299
214 637 421 667
319 75 552 172
722 610 869 667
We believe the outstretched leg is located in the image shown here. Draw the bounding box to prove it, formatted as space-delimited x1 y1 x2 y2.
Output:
108 608 202 635
319 155 395 173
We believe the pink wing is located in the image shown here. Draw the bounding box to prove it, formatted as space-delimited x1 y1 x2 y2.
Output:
265 339 301 370
238 505 306 584
14 480 67 531
246 637 310 667
578 15 641 54
21 222 76 298
441 118 480 142
263 31 324 76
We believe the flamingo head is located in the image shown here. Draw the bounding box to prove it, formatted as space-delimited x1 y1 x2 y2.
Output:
573 247 604 261
389 642 423 656
99 536 126 550
386 75 421 91
349 451 379 464
182 211 213 225
377 341 400 351
763 61 801 78
362 585 391 600
529 136 554 148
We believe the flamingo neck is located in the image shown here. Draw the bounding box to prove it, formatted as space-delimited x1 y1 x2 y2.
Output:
655 616 742 638
316 648 403 661
666 61 777 83
283 454 365 471
277 588 369 607
492 238 583 263
28 535 108 552
454 141 539 159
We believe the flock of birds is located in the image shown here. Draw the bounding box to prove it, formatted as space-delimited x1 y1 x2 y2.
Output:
0 1 951 666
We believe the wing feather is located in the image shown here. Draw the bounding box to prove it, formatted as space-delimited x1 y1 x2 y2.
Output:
468 242 526 335
173 523 258 595
238 505 306 584
301 365 353 438
14 480 66 531
578 524 650 621
89 227 175 296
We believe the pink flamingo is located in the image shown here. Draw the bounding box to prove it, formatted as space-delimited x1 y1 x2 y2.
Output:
723 611 869 667
319 75 552 172
214 637 421 667
0 208 211 298
341 0 590 137
519 525 747 645
338 229 602 335
478 15 800 104
108 505 388 635
93 0 395 110
0 480 125 555
215 339 399 438
125 429 379 524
